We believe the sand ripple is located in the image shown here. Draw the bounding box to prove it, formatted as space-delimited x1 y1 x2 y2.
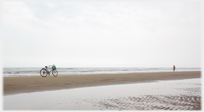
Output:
75 79 201 110
81 95 201 110
4 78 201 110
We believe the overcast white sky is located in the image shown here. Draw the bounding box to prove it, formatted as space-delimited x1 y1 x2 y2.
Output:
2 0 201 68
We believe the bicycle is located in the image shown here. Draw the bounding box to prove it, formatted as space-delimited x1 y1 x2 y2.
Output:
40 64 58 77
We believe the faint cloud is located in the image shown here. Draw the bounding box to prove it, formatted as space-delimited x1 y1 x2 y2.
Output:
3 1 201 67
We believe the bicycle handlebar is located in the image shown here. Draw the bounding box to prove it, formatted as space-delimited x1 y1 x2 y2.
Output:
45 64 55 68
48 65 53 67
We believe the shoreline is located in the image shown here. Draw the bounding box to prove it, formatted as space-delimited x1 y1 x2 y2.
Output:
4 71 201 95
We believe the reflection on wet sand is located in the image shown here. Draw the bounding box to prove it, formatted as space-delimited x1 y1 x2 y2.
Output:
85 95 200 110
4 78 201 110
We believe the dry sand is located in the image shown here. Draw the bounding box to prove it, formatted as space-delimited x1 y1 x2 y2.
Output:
4 71 201 95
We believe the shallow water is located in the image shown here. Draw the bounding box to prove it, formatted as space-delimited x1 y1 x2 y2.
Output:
4 78 201 110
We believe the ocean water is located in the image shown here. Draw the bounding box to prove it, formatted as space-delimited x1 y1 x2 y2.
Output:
3 67 201 77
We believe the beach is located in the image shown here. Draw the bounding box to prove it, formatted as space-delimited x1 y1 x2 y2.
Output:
4 71 201 95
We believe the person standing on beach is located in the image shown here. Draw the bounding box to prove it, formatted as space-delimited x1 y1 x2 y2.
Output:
173 65 176 72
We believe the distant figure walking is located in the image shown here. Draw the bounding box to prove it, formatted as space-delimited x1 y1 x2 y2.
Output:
173 65 176 72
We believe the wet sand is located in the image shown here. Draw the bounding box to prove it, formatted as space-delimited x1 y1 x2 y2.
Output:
4 71 201 95
4 78 201 110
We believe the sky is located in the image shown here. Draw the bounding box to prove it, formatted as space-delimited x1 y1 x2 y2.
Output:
2 0 202 68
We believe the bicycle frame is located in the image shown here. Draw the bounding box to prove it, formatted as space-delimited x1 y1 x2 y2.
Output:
45 66 53 76
40 65 58 77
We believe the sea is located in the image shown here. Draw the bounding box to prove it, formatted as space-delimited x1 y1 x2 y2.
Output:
3 67 201 77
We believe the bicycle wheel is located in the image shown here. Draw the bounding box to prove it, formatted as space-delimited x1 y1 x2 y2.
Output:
40 68 48 77
52 69 58 77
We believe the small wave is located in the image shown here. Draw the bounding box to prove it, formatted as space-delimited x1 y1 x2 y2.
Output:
3 67 201 77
